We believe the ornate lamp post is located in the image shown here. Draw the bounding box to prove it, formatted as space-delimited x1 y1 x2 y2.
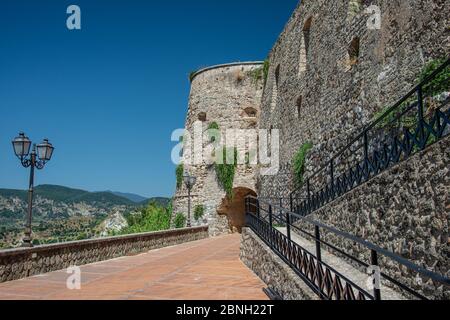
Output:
12 132 54 247
183 172 196 228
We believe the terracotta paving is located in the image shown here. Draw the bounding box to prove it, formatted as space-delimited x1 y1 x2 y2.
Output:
0 234 268 300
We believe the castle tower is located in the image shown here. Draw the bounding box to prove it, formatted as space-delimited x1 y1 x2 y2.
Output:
173 62 264 236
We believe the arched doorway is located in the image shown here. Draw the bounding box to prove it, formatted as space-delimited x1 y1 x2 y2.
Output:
217 187 257 233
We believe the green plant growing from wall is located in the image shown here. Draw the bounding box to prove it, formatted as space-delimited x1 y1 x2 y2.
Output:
207 122 220 143
189 71 197 83
173 213 186 229
373 58 449 131
263 59 270 84
215 147 238 198
293 142 313 187
419 58 450 97
194 205 205 221
176 164 184 189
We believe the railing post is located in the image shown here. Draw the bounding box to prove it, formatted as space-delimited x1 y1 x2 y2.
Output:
330 160 334 198
417 87 426 149
364 130 369 178
371 250 382 301
269 205 273 228
286 212 291 241
289 193 293 212
257 199 260 218
245 197 249 215
315 226 321 262
307 179 311 214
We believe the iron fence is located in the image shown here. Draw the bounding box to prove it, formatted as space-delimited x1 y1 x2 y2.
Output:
245 196 450 300
289 58 450 217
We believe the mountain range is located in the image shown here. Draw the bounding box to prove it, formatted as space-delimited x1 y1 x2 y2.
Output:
0 185 170 248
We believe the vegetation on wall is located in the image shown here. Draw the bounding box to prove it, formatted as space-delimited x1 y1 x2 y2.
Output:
247 59 270 87
215 147 238 198
373 58 449 130
419 58 450 97
194 205 205 221
176 164 184 189
189 71 197 83
207 122 220 143
293 142 313 186
263 59 270 84
173 213 187 229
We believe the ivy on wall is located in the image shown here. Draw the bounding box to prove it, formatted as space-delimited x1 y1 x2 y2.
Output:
176 164 184 189
207 122 220 143
419 58 450 97
293 142 313 187
215 147 238 198
373 58 449 130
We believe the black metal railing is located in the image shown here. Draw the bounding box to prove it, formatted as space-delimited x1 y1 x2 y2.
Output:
245 196 450 300
289 58 450 217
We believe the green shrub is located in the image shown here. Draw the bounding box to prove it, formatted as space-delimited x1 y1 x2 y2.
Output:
293 142 313 186
173 213 186 229
119 202 172 235
215 147 238 198
176 164 184 189
194 205 205 221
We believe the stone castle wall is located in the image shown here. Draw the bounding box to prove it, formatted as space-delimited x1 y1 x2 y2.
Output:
294 136 449 300
255 0 449 299
173 62 264 236
259 0 449 199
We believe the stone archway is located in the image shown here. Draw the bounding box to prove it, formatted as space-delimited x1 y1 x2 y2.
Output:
217 187 257 234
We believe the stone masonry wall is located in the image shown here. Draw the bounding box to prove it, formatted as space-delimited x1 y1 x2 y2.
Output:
173 62 263 236
0 226 208 283
294 136 449 300
259 0 449 199
255 0 449 299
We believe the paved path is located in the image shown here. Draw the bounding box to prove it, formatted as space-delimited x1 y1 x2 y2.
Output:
0 234 268 300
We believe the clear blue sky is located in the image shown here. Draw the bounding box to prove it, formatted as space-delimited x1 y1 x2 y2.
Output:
0 0 298 198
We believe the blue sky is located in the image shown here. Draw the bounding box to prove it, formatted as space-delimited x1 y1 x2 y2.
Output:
0 0 298 198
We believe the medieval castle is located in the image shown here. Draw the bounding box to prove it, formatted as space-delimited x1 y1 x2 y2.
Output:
173 0 449 299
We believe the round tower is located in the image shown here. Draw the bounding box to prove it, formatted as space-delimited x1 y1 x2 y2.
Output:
173 62 264 236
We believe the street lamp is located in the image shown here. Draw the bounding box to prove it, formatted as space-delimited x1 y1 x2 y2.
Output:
183 172 197 228
12 132 54 247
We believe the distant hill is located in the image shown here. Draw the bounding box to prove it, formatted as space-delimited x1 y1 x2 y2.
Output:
0 185 134 206
108 191 148 203
0 185 170 248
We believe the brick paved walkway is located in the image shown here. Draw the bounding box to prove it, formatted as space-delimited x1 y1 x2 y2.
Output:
0 234 268 300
